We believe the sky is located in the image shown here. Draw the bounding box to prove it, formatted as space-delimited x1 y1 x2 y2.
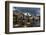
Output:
13 7 40 16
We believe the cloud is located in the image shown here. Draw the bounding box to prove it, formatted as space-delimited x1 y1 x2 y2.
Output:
13 7 40 16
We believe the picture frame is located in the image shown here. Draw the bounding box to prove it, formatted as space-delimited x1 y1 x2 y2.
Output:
5 1 45 34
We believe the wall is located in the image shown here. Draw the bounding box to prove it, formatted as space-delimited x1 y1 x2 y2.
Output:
0 0 46 35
